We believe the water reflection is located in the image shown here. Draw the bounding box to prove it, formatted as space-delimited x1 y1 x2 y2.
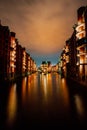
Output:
22 77 27 104
2 73 87 129
42 75 47 96
74 95 85 117
61 78 70 107
67 80 87 125
6 83 17 125
21 73 70 108
39 73 53 102
21 74 39 106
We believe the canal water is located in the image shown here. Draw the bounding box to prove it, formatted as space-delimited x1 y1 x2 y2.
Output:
0 72 87 129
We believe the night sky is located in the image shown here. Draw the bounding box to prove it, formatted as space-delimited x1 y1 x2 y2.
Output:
0 0 87 66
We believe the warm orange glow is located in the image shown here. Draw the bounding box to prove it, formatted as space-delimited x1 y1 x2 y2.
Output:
11 38 16 48
60 78 69 107
78 17 85 25
43 76 47 95
66 55 69 63
76 31 85 39
7 84 17 125
80 55 85 64
85 65 87 75
0 0 87 57
74 95 85 117
65 46 69 53
76 23 85 32
76 17 86 39
22 77 27 104
40 73 52 101
79 65 83 75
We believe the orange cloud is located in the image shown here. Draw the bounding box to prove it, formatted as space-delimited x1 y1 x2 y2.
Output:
0 0 87 65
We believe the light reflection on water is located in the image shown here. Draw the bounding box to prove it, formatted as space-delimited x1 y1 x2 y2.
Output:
42 74 47 97
5 73 87 128
22 77 27 104
6 83 17 125
74 95 85 117
60 78 70 107
40 73 53 102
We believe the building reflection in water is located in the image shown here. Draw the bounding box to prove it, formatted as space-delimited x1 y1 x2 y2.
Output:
6 83 17 125
67 80 87 123
40 74 47 96
74 95 85 118
25 73 70 108
3 73 87 128
21 74 39 105
61 78 70 108
40 73 53 103
27 75 31 92
43 75 47 96
72 93 86 124
22 77 27 104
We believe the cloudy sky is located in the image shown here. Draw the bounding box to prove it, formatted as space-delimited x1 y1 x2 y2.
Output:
0 0 87 66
